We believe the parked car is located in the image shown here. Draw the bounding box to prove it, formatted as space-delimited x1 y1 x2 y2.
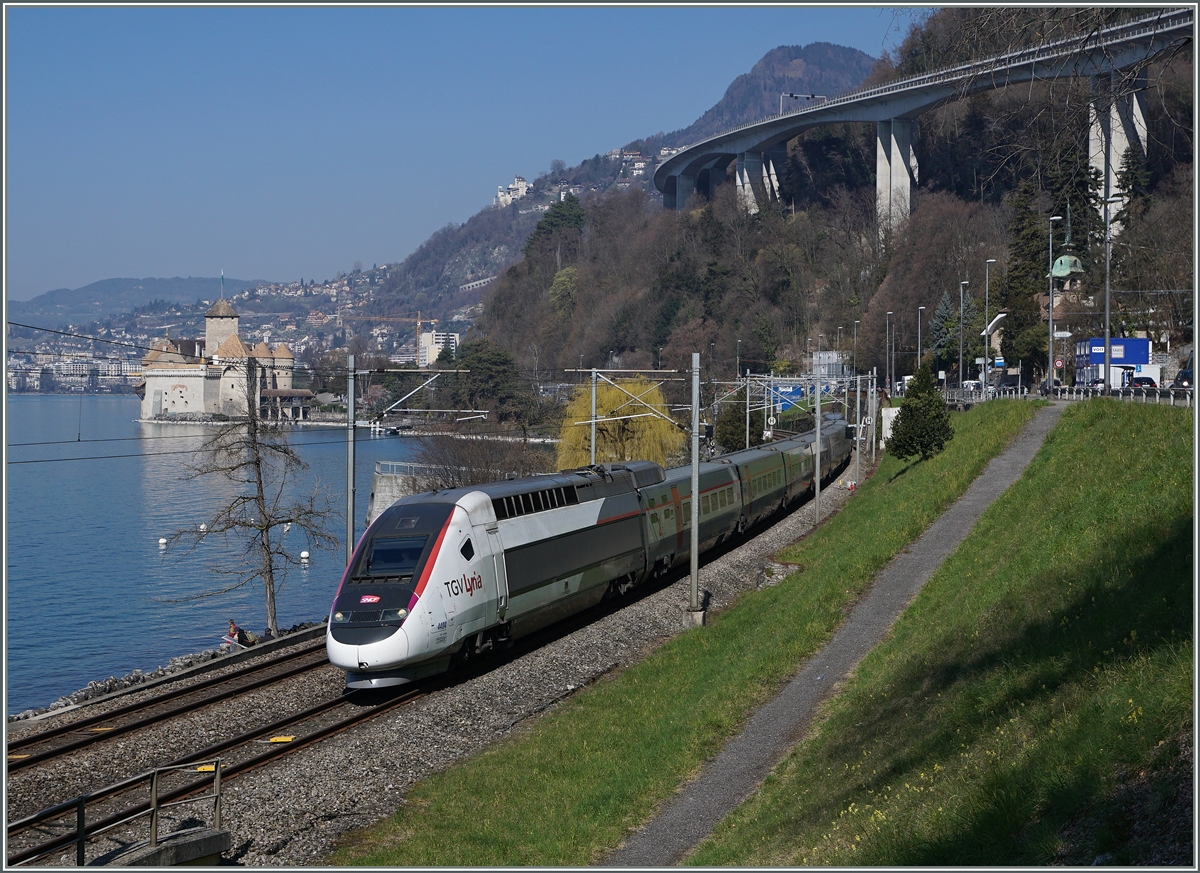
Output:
1171 369 1192 389
1089 378 1107 388
1130 376 1158 389
961 380 982 393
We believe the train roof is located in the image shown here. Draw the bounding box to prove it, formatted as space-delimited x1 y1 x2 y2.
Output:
390 460 665 509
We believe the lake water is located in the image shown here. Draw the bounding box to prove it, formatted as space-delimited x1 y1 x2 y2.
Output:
5 395 418 714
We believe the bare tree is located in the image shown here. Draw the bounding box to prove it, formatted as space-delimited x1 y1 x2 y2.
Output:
410 429 553 491
167 358 340 636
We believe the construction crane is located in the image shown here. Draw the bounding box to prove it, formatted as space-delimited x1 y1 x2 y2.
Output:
334 309 438 333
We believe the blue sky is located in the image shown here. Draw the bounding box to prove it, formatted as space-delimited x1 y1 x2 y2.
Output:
5 5 916 301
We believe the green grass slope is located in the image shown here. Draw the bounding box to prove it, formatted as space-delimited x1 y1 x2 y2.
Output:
690 399 1193 865
329 399 1040 866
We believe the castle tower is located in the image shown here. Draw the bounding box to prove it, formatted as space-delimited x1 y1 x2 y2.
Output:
272 343 295 390
205 298 239 356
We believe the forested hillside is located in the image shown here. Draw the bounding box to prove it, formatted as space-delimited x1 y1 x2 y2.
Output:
475 7 1192 405
364 42 880 324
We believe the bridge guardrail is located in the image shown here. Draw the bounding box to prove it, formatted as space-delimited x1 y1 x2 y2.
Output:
677 8 1192 152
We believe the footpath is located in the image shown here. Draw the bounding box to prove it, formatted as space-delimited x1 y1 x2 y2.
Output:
603 402 1065 867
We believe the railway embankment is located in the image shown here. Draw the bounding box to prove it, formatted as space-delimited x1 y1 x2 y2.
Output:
328 398 1161 863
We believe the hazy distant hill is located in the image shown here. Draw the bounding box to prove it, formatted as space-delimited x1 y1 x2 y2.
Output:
8 276 266 327
9 41 876 331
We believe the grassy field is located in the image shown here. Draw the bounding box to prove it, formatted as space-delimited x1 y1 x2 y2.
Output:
329 398 1044 866
689 399 1193 865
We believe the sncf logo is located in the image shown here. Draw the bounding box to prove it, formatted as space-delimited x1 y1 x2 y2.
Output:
359 595 381 604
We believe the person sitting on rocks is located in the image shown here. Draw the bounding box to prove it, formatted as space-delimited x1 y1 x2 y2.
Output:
224 619 258 649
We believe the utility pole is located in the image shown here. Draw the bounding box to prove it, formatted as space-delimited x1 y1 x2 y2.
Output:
590 368 598 465
687 352 704 627
345 354 356 565
1048 214 1063 390
959 280 969 390
815 335 822 526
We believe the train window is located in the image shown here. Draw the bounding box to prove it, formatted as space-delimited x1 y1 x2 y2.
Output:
682 501 691 527
460 538 474 561
361 536 428 578
492 499 508 520
521 493 534 514
702 495 710 515
719 489 727 508
533 491 545 512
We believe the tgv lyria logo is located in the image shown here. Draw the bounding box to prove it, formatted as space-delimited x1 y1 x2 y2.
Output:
444 572 483 597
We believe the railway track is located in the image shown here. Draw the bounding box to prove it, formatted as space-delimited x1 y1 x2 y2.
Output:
5 683 428 866
6 640 330 773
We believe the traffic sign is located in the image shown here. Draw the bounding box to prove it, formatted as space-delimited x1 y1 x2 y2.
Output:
767 416 776 426
1054 359 1064 369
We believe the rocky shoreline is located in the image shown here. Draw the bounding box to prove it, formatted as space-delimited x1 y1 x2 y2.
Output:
6 621 325 723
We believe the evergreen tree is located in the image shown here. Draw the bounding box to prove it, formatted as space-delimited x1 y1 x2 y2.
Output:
886 363 953 461
930 290 956 363
715 386 766 451
999 177 1051 380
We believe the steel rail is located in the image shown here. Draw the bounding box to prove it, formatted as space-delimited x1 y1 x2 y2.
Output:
7 640 326 753
6 650 331 772
6 686 425 866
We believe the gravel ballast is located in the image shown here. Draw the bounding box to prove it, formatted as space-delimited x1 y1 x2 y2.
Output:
7 457 865 866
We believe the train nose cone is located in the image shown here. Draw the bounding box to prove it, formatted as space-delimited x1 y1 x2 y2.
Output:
355 627 409 669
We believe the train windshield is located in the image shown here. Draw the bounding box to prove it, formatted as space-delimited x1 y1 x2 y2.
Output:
361 536 428 578
346 501 454 586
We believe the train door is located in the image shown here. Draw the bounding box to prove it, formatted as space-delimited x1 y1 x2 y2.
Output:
486 525 508 619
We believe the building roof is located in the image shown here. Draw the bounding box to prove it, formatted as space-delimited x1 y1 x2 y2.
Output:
272 343 294 359
214 334 253 359
252 341 274 358
206 298 239 318
142 339 183 366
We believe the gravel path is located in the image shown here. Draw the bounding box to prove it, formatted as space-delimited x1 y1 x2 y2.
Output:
10 456 865 867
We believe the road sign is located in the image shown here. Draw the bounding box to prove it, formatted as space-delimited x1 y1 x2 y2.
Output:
1054 359 1064 369
1054 331 1072 338
767 416 776 426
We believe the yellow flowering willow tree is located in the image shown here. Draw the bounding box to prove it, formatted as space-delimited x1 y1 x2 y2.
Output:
556 378 685 469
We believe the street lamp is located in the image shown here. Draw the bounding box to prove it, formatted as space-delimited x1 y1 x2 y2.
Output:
853 320 859 376
735 339 740 379
1103 195 1123 394
917 306 925 370
886 311 893 394
1048 214 1063 390
837 326 843 375
959 281 969 389
985 258 997 394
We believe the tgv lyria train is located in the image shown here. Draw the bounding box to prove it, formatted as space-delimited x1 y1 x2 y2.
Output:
327 413 854 689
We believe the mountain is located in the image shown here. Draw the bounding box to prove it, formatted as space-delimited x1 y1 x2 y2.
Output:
661 42 879 146
8 42 877 331
8 276 266 327
366 41 879 320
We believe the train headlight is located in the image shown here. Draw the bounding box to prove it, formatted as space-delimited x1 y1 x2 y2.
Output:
381 608 409 622
332 611 348 622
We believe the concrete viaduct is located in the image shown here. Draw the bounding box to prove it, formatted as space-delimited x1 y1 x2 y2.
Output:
654 8 1193 226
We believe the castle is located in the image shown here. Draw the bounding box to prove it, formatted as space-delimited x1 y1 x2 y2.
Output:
138 299 312 420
